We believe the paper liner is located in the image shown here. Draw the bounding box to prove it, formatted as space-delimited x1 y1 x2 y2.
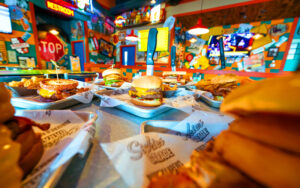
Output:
14 110 97 188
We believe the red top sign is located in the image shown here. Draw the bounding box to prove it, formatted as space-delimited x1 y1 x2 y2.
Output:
39 33 65 62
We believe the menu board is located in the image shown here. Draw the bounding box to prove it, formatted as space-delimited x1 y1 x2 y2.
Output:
138 27 169 52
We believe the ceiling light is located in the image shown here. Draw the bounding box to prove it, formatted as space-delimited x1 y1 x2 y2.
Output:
150 0 156 5
49 29 59 35
188 18 209 35
126 29 139 41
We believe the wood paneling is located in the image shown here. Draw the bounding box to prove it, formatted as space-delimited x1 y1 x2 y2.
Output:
177 0 300 29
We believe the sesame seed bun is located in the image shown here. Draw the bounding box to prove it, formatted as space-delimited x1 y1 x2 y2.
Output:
102 69 122 77
132 76 162 89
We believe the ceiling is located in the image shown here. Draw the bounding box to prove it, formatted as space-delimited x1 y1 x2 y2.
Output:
176 0 300 29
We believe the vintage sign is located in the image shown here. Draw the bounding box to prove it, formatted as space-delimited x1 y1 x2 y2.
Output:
10 38 29 54
39 33 65 62
46 0 74 16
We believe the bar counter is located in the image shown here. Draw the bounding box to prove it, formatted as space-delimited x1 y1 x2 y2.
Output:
15 98 218 187
0 70 98 82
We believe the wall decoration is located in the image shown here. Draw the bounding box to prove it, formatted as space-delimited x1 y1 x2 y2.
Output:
267 47 279 57
18 56 35 67
138 27 169 52
46 0 74 17
114 16 126 28
99 39 114 58
70 55 81 71
7 50 17 63
269 24 287 36
71 21 84 40
0 39 7 62
38 33 66 62
114 3 165 29
136 51 146 62
27 57 36 67
118 31 126 41
10 37 29 54
244 53 265 72
209 57 219 65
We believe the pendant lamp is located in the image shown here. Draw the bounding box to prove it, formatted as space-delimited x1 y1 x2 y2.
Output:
187 0 209 35
188 18 209 35
126 29 139 41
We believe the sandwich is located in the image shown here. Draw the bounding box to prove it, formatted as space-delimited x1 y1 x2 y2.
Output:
196 74 239 98
0 83 49 187
148 73 300 188
38 79 87 101
128 76 163 107
102 69 123 87
162 71 188 85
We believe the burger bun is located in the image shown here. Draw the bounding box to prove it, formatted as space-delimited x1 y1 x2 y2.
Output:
131 98 162 107
132 76 162 89
102 69 122 77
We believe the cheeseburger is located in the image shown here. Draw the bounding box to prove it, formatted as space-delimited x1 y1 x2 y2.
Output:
0 83 49 183
102 69 123 87
129 76 163 107
38 79 79 101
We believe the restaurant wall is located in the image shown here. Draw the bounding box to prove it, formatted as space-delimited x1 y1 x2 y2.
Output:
284 18 300 71
0 0 37 67
175 17 296 73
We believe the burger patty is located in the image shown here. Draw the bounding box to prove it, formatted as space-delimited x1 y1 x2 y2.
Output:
130 87 162 93
131 93 162 99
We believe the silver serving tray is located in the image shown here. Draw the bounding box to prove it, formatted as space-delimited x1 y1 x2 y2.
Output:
6 85 37 97
200 95 222 109
100 85 122 90
116 103 172 119
11 96 80 110
141 120 179 134
95 91 172 118
185 86 221 108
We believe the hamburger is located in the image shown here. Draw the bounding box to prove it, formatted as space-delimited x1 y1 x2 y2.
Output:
148 73 300 188
102 69 123 87
0 83 49 184
129 76 163 107
162 71 188 85
38 79 79 101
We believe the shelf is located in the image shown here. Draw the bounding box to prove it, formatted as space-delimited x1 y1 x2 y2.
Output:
116 21 164 30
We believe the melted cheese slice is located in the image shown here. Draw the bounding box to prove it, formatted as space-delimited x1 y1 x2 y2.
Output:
39 88 56 98
129 87 159 97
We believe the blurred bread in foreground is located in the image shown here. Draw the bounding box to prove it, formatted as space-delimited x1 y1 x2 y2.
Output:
148 73 300 188
215 131 300 188
221 73 300 117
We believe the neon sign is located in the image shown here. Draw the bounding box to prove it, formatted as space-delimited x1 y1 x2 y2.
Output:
46 1 74 16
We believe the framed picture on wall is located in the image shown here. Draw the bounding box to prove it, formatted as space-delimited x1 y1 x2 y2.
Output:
136 51 146 62
209 57 220 65
99 39 114 58
267 47 279 57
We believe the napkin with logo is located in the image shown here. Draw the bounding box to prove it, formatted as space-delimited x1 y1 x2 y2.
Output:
144 110 233 143
15 110 96 188
101 133 201 188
